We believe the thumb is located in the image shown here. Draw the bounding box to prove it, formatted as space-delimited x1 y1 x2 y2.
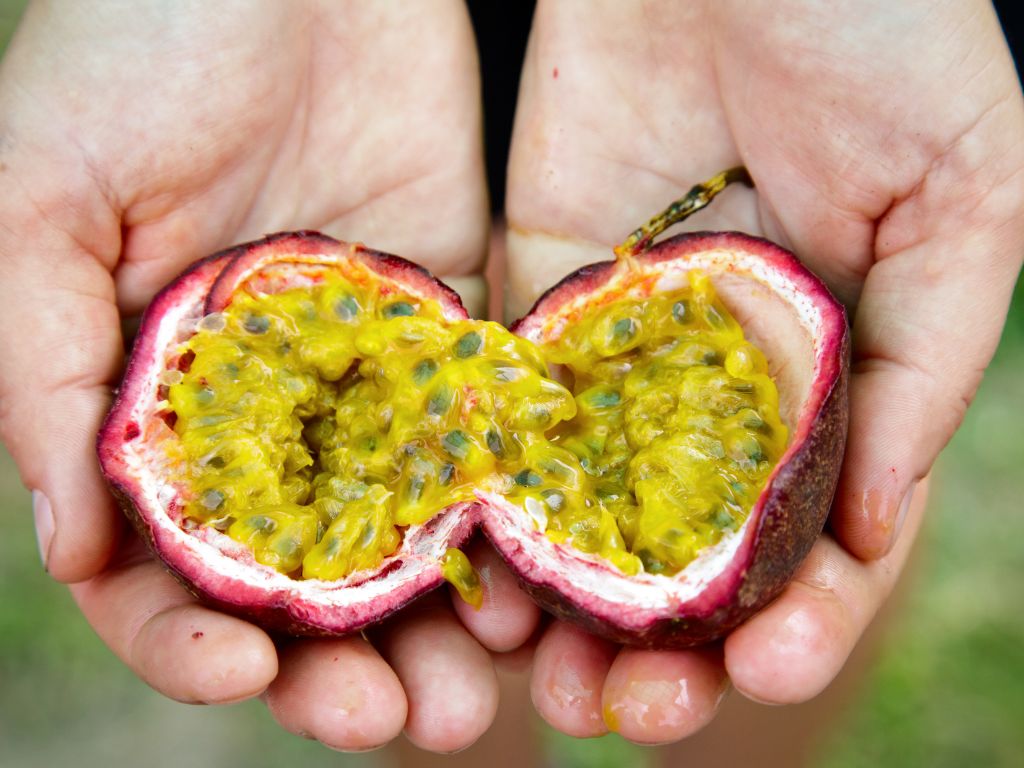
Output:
0 217 124 583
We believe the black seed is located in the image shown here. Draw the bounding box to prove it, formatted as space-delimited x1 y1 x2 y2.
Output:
711 508 736 529
427 384 453 416
200 489 225 511
243 314 270 334
539 459 574 482
661 528 684 544
672 300 688 324
205 455 226 469
455 331 483 358
530 406 551 427
439 463 456 485
746 442 765 462
486 429 505 458
442 430 470 460
362 436 378 451
408 474 425 503
274 537 300 557
335 294 359 321
612 317 637 345
541 489 566 512
248 514 275 533
358 522 377 548
413 358 439 385
586 389 621 408
741 411 766 430
383 301 415 318
731 381 755 393
595 483 626 502
638 550 666 574
514 469 542 487
493 365 519 382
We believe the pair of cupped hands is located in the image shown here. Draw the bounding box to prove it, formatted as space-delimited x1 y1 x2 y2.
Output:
0 0 1021 753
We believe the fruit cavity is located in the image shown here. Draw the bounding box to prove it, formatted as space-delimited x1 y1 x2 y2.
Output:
165 261 787 590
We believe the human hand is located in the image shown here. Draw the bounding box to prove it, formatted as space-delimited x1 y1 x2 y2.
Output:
0 0 536 752
505 0 1024 743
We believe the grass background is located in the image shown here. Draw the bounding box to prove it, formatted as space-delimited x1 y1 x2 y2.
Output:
1 4 1022 766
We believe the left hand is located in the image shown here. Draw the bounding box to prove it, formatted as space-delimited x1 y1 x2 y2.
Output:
0 0 521 753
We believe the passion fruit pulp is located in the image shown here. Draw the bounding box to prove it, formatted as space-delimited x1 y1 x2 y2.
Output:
99 170 848 646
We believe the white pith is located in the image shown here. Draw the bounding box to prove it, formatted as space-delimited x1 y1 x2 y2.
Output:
500 246 834 623
115 256 473 620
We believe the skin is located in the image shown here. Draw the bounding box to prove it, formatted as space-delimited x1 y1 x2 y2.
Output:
0 0 497 753
506 0 1024 739
0 0 1021 752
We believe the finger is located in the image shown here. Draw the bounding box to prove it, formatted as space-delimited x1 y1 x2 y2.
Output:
602 645 729 745
725 478 928 704
450 537 541 653
233 0 489 288
833 200 1022 559
0 199 125 582
708 1 1024 559
372 598 499 753
506 0 761 317
70 542 278 704
264 637 406 752
530 621 617 738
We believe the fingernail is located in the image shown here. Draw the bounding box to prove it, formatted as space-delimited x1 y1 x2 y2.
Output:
32 490 55 571
888 481 917 553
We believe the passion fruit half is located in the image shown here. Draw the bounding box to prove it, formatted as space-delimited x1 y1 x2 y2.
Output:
98 169 848 646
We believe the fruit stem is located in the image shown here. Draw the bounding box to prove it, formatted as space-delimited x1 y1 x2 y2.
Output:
613 166 754 261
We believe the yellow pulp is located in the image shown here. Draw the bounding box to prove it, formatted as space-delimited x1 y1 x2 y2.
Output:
166 270 787 591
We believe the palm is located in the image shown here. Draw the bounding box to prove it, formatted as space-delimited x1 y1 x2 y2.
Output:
31 2 489 311
510 1 1016 303
1 0 499 752
507 0 1024 742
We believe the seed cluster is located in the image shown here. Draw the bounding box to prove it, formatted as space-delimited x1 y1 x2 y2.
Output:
539 272 787 574
166 269 786 586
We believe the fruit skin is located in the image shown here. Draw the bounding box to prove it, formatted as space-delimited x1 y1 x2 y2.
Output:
500 231 850 648
98 233 476 636
98 229 848 645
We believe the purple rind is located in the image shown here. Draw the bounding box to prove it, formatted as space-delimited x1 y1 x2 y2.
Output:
205 231 466 318
98 232 472 636
483 340 848 649
498 230 850 647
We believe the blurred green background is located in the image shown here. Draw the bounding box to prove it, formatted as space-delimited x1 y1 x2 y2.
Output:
2 3 1022 767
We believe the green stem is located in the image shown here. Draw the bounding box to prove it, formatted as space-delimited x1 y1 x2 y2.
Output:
614 166 754 260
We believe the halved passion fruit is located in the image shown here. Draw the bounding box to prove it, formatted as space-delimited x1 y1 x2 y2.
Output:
98 169 848 646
